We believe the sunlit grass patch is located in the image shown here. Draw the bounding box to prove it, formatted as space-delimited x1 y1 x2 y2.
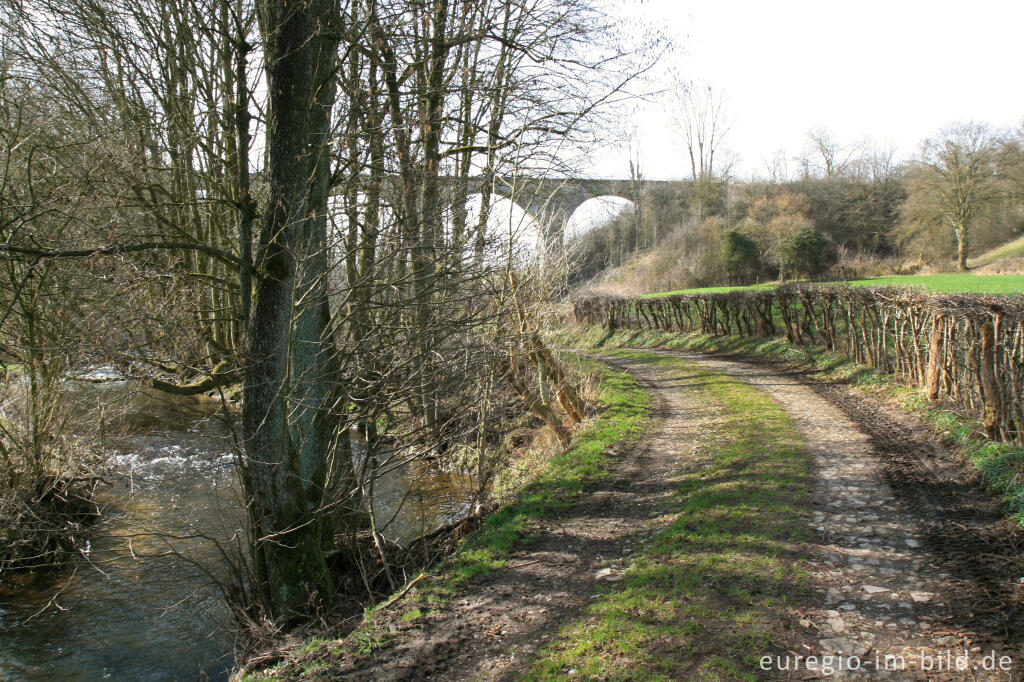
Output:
644 273 1024 298
842 273 1024 293
973 234 1024 265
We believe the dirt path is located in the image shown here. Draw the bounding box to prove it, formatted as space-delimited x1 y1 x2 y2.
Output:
646 349 1024 680
304 350 1024 680
318 355 719 680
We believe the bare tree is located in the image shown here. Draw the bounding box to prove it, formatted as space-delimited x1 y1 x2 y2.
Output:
672 79 732 182
236 0 354 621
236 0 644 621
764 150 790 184
2 0 262 383
902 122 1002 271
0 0 652 633
803 126 864 179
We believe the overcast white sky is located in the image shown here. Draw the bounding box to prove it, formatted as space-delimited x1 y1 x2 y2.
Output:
588 0 1024 180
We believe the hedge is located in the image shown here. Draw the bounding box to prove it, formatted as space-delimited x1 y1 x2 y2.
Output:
574 284 1024 445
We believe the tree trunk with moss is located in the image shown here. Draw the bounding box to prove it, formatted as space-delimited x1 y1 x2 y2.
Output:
242 0 349 623
956 221 969 271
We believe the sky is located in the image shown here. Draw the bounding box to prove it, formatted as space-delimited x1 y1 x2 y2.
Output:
587 0 1024 181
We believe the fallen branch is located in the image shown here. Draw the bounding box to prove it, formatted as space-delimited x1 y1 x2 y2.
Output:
381 572 424 610
146 360 238 396
506 559 544 569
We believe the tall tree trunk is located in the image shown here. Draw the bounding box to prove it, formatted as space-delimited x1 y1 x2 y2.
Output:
956 222 969 271
414 0 450 435
243 0 346 622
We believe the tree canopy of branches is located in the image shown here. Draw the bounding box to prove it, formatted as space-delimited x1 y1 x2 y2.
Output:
0 0 655 625
671 79 732 219
673 79 731 182
901 123 1003 271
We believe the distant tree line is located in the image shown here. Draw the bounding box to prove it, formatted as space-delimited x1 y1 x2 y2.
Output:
572 122 1024 293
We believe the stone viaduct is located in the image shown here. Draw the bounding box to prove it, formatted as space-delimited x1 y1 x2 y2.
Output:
463 176 674 233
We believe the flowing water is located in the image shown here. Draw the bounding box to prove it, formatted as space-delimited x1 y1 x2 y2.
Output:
0 382 475 680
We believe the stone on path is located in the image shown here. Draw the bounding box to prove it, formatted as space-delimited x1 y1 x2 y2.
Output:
818 637 871 658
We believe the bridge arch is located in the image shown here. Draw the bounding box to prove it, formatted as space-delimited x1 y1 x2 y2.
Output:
564 195 637 241
464 193 544 263
474 177 643 235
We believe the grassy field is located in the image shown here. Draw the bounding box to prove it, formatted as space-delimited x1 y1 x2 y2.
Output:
526 350 810 681
842 273 1024 293
640 282 778 298
644 273 1024 298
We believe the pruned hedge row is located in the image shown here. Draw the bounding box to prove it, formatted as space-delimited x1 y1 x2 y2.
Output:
574 284 1024 445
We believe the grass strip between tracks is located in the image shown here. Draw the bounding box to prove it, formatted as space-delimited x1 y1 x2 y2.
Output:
523 350 811 681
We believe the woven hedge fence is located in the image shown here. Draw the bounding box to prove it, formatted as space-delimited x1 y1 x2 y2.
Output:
574 284 1024 446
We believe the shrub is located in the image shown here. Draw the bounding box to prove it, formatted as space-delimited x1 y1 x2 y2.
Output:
781 227 833 280
720 230 759 284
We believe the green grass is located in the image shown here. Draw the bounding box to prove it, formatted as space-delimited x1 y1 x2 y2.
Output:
972 234 1024 266
842 273 1024 293
251 357 653 680
640 282 778 298
645 273 1024 298
523 350 810 681
553 324 1024 525
434 356 651 591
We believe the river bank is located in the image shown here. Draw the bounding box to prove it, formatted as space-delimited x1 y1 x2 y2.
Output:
235 357 651 679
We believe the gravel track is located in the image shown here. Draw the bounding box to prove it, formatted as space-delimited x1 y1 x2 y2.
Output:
651 349 1024 680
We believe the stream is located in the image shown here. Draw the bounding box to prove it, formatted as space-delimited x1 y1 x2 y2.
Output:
0 382 475 680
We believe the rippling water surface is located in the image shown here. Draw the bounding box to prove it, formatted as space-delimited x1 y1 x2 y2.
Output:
0 383 474 680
